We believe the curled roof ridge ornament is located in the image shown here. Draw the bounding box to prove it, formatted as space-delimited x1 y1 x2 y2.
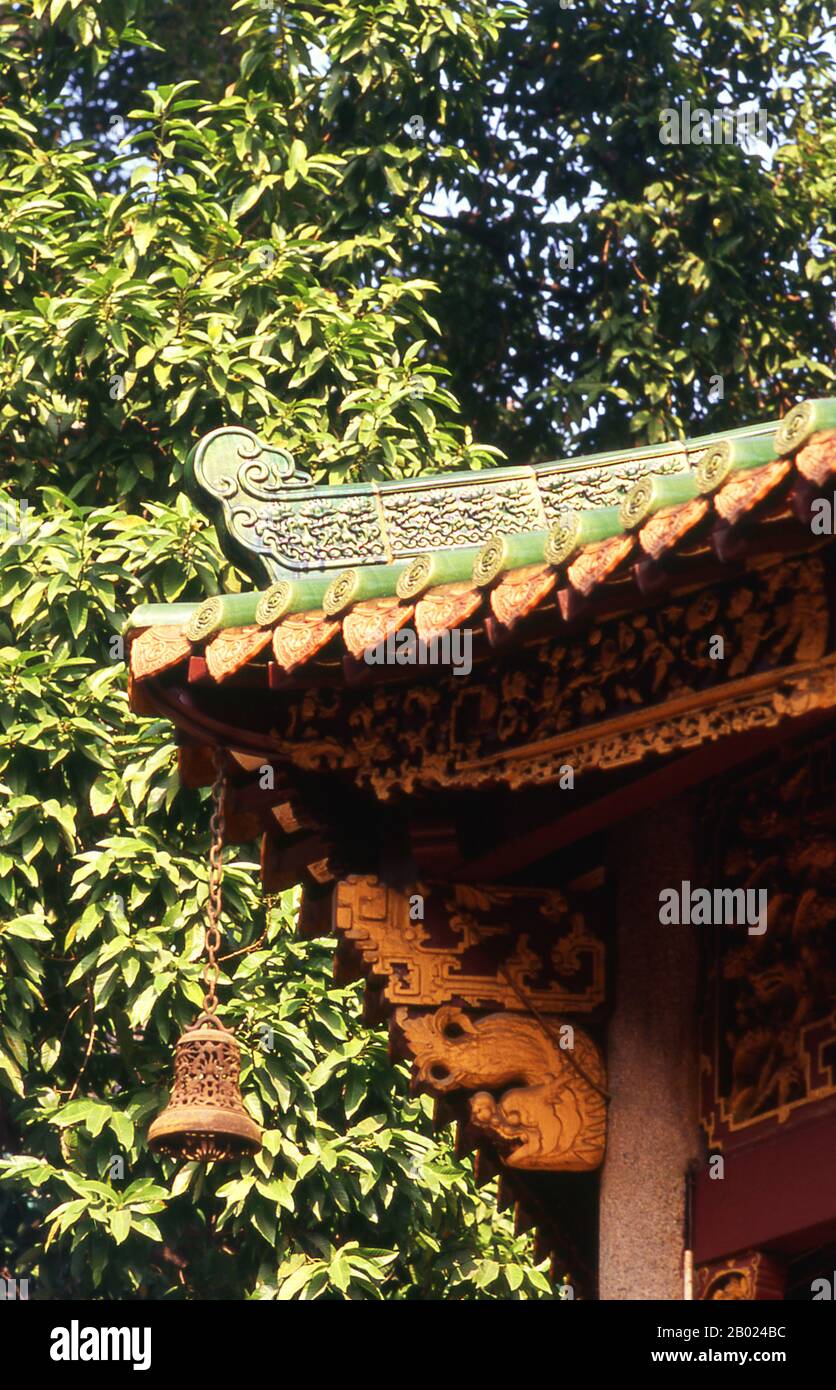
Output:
185 418 778 586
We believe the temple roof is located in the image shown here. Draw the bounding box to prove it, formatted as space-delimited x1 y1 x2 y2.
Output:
127 399 836 686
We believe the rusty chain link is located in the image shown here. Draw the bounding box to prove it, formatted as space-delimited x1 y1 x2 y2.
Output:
496 961 611 1103
202 749 226 1015
469 917 611 1104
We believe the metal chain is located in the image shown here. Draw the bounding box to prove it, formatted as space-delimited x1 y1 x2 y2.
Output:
467 918 611 1103
202 749 226 1015
496 961 611 1104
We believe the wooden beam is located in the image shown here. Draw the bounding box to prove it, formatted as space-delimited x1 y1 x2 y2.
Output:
694 1105 836 1264
454 707 836 882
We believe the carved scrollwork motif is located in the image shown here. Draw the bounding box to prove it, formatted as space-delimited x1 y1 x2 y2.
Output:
696 1252 786 1301
538 450 687 517
251 496 387 571
205 625 272 682
191 427 309 497
382 480 543 552
189 427 324 581
332 875 606 1012
129 625 191 679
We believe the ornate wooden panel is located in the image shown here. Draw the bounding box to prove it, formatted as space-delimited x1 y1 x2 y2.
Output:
700 736 836 1150
696 1251 786 1300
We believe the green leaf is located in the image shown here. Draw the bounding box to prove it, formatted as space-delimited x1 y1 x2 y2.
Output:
0 1048 24 1096
110 1209 132 1245
2 915 52 942
131 1215 163 1241
84 1105 112 1139
110 1112 135 1149
232 183 266 220
288 139 308 175
89 778 115 817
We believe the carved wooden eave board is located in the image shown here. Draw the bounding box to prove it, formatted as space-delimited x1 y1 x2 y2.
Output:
129 551 836 792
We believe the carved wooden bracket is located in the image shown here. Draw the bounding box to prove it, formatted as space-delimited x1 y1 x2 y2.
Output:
329 874 608 1175
332 875 605 1013
396 1004 607 1172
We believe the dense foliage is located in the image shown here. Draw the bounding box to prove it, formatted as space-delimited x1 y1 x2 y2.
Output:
0 0 833 1299
0 0 544 1302
411 0 836 457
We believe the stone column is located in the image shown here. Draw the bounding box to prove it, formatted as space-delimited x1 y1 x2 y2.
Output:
598 796 702 1300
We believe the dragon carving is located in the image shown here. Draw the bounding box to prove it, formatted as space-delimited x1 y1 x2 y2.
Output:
397 1004 606 1171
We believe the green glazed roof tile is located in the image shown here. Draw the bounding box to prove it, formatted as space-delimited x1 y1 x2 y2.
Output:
184 411 788 586
127 399 834 641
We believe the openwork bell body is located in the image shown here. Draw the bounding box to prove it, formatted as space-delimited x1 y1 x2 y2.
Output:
148 1013 261 1161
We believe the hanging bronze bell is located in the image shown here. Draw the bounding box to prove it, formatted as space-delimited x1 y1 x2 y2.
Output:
148 1013 262 1161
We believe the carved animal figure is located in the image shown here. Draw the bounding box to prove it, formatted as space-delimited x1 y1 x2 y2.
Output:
397 1004 606 1171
